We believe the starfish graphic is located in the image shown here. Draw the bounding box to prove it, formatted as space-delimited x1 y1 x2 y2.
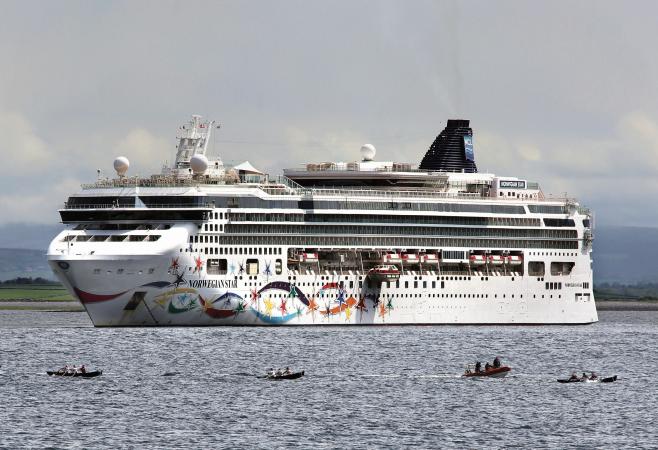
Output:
169 257 179 271
306 297 319 314
386 297 394 311
356 295 367 311
370 294 380 307
279 299 288 315
345 306 352 322
264 261 272 276
250 289 260 304
324 303 331 317
296 305 303 316
238 261 245 275
199 294 213 312
379 302 387 318
173 271 186 288
234 301 246 314
288 285 298 298
229 263 236 275
264 298 274 317
194 255 203 273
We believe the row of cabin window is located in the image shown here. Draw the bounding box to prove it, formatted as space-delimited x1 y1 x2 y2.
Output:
223 224 578 239
92 268 155 275
499 191 538 199
67 235 161 242
230 212 541 228
528 251 578 257
210 235 580 249
184 245 283 256
230 291 562 301
203 224 225 232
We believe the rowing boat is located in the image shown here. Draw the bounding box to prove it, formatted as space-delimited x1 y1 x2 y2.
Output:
463 366 511 378
557 375 617 383
266 371 304 380
47 370 103 378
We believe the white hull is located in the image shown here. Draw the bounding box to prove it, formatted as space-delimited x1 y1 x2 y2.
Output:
48 255 598 327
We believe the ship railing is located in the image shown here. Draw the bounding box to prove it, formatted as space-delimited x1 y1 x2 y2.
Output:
61 203 212 210
283 165 470 174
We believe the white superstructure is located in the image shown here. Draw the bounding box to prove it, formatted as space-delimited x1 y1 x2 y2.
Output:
47 115 597 326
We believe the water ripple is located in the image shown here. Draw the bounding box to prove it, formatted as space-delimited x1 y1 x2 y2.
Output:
0 310 655 448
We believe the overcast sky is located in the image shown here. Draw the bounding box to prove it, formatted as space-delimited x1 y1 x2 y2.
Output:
1 0 657 227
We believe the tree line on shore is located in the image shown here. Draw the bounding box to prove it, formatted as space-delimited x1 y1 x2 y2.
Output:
1 277 60 286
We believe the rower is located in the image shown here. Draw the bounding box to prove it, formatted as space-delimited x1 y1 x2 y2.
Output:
485 362 491 371
80 365 86 374
493 356 501 368
590 372 598 380
475 361 482 373
569 372 579 381
582 372 588 380
284 367 291 375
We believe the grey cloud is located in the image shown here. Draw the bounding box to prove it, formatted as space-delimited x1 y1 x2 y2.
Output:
1 0 657 225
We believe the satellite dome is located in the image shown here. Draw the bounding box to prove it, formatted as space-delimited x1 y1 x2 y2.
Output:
113 156 130 176
190 154 209 174
360 144 376 162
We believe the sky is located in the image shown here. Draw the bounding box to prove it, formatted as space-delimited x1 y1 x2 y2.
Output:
1 0 658 227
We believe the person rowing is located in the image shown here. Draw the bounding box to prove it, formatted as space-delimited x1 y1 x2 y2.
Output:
569 372 579 381
493 356 501 368
284 367 292 375
475 361 482 373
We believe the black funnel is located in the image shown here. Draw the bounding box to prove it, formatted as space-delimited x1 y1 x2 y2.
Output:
419 119 478 173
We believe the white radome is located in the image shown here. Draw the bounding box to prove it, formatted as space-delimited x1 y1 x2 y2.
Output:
190 154 209 174
113 156 130 176
360 144 376 162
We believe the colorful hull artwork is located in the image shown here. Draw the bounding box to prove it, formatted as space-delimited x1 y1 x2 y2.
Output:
71 277 390 326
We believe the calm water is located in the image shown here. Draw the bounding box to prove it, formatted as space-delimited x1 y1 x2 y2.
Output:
0 311 656 449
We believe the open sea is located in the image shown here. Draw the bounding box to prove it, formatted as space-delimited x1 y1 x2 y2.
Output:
0 310 656 449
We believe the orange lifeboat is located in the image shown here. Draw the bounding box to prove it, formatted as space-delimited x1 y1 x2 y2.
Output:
488 255 505 266
469 254 486 266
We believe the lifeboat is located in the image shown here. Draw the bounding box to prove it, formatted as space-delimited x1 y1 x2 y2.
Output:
488 255 505 265
402 253 420 264
299 252 318 263
506 255 523 266
422 254 439 265
469 254 486 266
367 265 401 282
382 253 402 264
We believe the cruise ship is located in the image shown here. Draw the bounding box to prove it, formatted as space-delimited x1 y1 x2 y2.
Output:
47 115 597 326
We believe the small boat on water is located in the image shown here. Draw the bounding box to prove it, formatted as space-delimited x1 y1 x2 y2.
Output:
557 375 617 383
266 371 305 380
463 366 511 378
47 370 102 378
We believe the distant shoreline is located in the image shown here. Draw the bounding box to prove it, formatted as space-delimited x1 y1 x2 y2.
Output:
595 299 658 311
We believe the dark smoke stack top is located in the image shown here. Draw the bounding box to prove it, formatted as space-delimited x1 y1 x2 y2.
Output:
419 119 478 173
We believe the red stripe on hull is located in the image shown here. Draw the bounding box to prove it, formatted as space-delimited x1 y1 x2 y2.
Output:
74 287 127 303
